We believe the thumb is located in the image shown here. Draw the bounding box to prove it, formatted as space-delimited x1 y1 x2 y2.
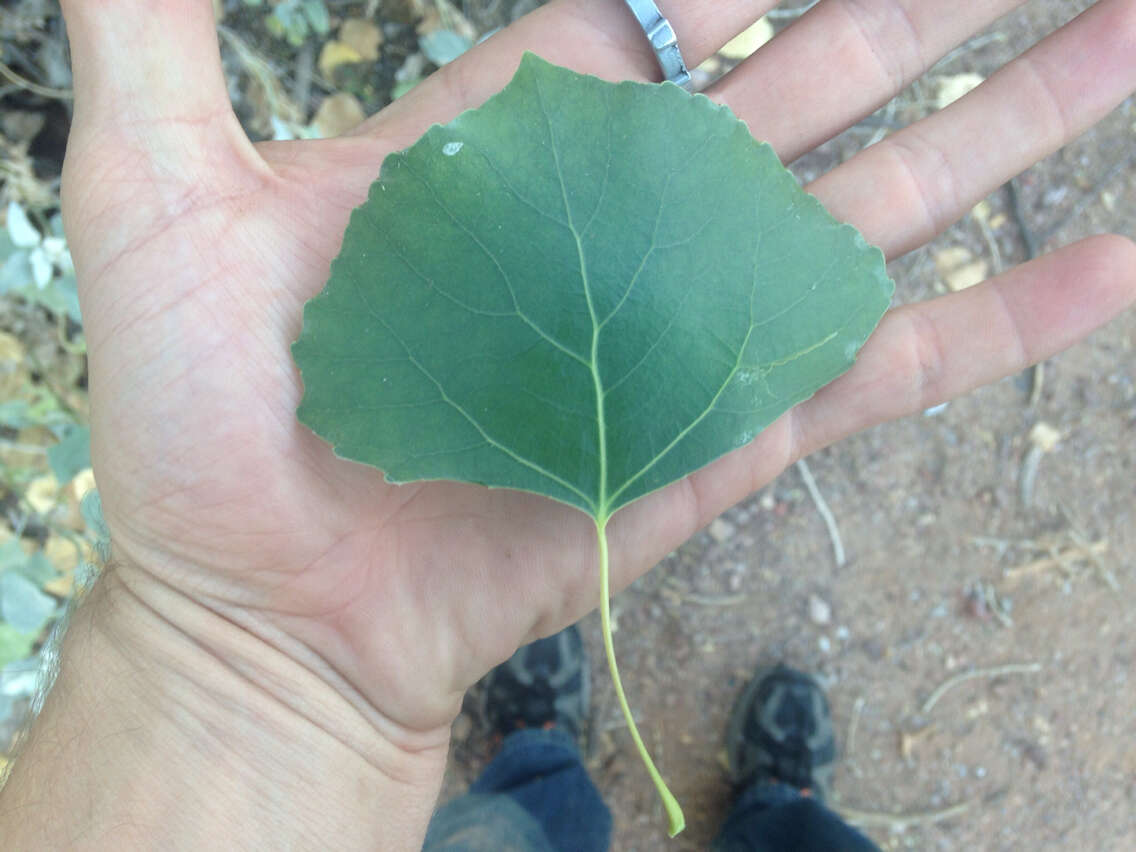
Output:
60 0 254 175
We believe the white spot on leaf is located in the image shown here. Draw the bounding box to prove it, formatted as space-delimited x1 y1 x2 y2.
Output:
443 141 464 156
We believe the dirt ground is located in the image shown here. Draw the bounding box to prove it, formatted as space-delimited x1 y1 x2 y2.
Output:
2 1 1133 849
439 3 1136 850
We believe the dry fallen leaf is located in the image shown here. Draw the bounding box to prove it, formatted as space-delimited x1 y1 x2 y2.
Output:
935 72 985 110
0 334 24 360
934 246 988 292
934 246 973 274
339 18 383 61
26 474 60 515
71 468 97 503
318 40 363 78
43 533 84 572
314 92 367 137
417 0 477 42
719 17 774 60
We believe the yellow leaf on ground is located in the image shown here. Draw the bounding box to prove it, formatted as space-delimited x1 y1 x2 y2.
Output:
26 474 60 515
934 246 988 292
946 261 988 292
339 18 383 61
0 331 24 364
318 41 363 78
934 246 973 275
719 18 774 60
45 534 89 573
45 570 75 598
934 72 984 110
314 93 367 137
71 468 97 503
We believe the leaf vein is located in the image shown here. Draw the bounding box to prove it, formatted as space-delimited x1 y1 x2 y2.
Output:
345 269 595 510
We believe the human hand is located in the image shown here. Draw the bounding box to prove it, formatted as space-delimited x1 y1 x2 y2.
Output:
34 0 1136 844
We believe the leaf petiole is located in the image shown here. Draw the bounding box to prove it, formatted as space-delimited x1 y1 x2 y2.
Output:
595 515 685 837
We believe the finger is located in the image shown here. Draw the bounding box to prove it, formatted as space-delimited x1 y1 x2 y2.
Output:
363 0 776 145
787 234 1136 467
60 1 250 165
812 0 1136 259
704 0 1028 162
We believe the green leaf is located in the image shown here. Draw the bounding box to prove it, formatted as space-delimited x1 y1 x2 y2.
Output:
293 54 893 835
294 54 892 522
300 0 330 37
0 622 37 668
419 30 472 67
47 424 91 484
0 571 56 634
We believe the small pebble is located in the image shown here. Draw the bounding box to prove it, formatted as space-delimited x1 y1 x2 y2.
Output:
808 594 832 625
708 517 736 542
818 635 832 654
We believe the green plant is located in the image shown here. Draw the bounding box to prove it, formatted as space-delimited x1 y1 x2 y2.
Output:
0 202 82 333
0 201 98 763
250 0 331 47
292 55 892 835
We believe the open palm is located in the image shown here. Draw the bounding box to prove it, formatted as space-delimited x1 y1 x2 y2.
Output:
61 0 1136 746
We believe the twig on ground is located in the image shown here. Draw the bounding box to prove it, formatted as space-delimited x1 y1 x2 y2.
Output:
1019 422 1060 508
862 97 897 148
796 458 846 568
975 207 1003 275
1005 178 1046 405
965 579 1013 627
1018 445 1042 507
661 577 747 607
1003 539 1108 583
672 588 747 607
0 59 71 100
836 800 972 830
1006 178 1039 260
921 663 1042 715
1037 150 1136 246
845 695 866 765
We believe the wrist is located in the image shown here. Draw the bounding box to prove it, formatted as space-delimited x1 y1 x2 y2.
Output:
0 559 450 850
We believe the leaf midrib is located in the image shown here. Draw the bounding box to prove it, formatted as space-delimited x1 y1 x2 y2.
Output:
533 72 610 521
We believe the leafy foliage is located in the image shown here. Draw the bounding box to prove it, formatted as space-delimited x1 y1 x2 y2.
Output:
249 0 331 47
0 202 81 328
0 201 98 753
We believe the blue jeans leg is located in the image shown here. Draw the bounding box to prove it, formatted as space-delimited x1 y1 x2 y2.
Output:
424 728 612 852
711 781 880 852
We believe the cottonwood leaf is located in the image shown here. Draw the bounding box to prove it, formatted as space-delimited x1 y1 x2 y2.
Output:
293 54 893 836
294 54 892 522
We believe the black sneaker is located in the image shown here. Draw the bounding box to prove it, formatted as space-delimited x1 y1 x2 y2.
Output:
484 625 589 742
724 664 836 802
